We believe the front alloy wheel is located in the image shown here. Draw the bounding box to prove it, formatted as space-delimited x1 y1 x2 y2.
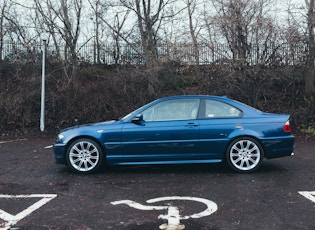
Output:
226 137 264 173
66 138 103 174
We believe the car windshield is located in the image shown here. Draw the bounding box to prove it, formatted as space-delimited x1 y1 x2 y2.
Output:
120 103 150 121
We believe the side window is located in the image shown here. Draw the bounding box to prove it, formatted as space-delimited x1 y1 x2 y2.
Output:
142 99 200 122
204 100 242 118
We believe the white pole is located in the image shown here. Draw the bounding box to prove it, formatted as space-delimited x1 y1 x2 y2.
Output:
40 39 46 132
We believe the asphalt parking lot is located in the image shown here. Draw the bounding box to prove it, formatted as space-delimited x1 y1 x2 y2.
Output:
0 137 314 230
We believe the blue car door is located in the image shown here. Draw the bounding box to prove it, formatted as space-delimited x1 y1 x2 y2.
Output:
120 98 200 163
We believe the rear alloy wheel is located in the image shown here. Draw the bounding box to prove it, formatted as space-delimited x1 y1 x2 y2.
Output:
66 138 103 174
226 137 264 173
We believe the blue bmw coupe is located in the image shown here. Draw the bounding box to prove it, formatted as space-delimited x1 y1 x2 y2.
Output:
53 95 295 174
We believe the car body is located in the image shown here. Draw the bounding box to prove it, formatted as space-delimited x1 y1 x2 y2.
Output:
53 95 295 174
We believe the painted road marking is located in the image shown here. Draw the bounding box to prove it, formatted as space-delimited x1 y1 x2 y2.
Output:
0 139 27 144
0 194 57 230
299 191 315 203
111 196 218 230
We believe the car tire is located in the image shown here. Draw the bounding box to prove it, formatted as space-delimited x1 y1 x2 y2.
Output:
226 137 264 173
66 138 104 174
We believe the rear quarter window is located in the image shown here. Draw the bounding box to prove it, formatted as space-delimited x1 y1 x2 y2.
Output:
204 99 242 118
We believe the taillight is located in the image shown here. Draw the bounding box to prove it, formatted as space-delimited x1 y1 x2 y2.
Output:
283 121 291 132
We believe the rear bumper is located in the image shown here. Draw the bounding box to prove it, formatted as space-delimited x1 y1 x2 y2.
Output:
262 135 295 159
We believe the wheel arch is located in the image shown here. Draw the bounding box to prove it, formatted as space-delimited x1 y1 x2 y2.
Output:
224 134 266 160
224 135 266 173
64 135 106 174
65 135 107 159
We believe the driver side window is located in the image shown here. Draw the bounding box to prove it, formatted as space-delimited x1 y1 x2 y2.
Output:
142 99 200 122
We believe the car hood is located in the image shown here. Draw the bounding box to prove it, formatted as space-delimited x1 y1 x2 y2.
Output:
61 120 118 133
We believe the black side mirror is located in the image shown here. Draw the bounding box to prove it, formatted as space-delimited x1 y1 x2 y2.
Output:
131 114 144 124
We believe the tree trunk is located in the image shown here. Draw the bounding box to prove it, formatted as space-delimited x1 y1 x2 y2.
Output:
306 0 315 95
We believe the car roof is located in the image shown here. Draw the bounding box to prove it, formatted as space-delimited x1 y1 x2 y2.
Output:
159 95 226 100
156 95 263 115
157 95 239 106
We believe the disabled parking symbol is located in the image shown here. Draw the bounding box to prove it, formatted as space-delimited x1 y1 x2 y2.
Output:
111 196 218 229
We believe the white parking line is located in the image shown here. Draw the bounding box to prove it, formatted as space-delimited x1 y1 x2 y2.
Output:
299 191 315 203
0 139 27 144
0 194 57 230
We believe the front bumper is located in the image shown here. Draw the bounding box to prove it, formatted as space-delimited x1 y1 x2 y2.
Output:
53 143 67 164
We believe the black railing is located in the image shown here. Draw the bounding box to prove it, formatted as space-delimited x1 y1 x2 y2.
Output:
0 40 308 66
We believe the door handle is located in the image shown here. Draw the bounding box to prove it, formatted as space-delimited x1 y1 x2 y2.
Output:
186 122 198 127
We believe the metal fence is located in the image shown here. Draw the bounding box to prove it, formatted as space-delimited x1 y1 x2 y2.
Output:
0 40 308 66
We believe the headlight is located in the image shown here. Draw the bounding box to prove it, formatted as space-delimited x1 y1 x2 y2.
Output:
57 134 64 141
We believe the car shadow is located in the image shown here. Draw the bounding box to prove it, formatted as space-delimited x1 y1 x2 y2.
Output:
99 162 232 175
55 160 289 176
258 161 289 173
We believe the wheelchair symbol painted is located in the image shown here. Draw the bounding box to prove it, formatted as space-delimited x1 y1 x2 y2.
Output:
111 196 218 230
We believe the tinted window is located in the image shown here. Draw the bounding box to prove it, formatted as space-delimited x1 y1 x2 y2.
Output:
142 99 200 122
204 99 242 118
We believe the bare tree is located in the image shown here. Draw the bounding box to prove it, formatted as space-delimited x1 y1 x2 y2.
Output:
0 1 40 61
211 0 277 66
111 12 130 65
88 0 103 63
118 0 173 67
305 0 315 95
33 0 61 59
0 0 9 60
88 0 131 65
184 0 200 65
34 0 83 81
